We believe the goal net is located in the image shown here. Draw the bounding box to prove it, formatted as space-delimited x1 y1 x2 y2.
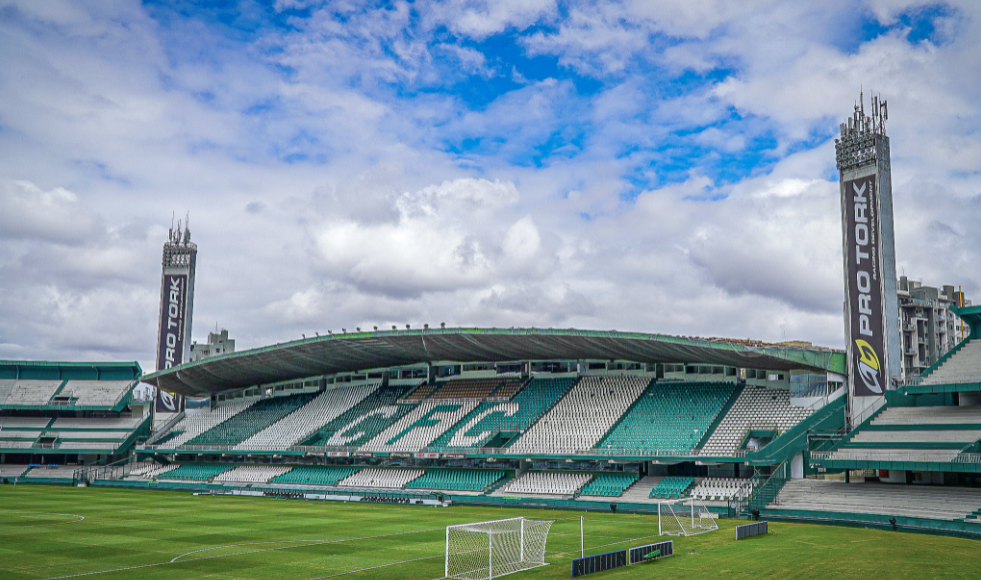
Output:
445 517 554 579
658 498 718 537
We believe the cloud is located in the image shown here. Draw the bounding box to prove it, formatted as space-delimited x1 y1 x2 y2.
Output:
1 0 980 370
311 178 556 297
0 180 104 244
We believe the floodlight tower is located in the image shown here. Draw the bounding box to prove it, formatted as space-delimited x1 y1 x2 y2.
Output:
154 214 197 420
835 92 901 425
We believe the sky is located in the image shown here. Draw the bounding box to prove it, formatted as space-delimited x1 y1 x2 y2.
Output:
1 0 979 373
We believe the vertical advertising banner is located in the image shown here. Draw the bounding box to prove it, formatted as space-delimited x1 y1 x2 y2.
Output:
843 174 886 396
155 272 188 412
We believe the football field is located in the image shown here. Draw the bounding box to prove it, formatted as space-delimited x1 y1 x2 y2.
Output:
1 485 977 580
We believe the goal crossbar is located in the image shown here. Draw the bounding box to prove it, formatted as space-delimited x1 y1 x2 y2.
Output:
445 517 554 579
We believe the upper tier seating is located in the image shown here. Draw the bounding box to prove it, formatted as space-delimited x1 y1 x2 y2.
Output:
773 479 981 521
338 468 424 489
429 377 576 450
360 399 480 453
492 380 526 400
599 381 735 453
508 376 649 454
699 387 813 456
214 465 293 483
51 417 144 430
405 469 506 492
498 471 591 496
0 380 63 406
158 400 255 447
187 392 316 447
270 466 360 486
828 405 981 464
428 378 526 400
0 417 52 429
689 477 755 501
313 385 414 446
406 383 439 400
58 441 118 450
158 464 235 481
920 340 981 385
578 473 639 497
236 384 379 450
61 380 133 407
869 405 981 426
649 476 694 499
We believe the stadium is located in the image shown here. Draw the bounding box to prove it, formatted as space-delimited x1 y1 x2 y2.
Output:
3 45 981 580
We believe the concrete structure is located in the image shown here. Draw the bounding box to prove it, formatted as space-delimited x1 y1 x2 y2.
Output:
898 277 972 378
154 215 197 419
835 92 901 423
190 329 236 362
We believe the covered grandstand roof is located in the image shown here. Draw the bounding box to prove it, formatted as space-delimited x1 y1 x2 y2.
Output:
143 328 845 397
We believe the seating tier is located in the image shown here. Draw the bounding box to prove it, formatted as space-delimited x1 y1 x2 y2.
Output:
599 381 735 453
508 376 649 454
428 377 576 450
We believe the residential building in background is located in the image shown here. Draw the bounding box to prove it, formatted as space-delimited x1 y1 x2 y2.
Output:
898 276 972 378
190 329 236 362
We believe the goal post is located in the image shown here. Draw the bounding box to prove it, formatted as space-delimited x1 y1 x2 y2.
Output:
657 499 718 537
445 517 554 579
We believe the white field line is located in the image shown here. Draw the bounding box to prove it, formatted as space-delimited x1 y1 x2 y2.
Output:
0 512 85 525
35 525 446 580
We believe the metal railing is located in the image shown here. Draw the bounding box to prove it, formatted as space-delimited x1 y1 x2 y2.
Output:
74 456 137 484
143 411 185 445
746 460 790 513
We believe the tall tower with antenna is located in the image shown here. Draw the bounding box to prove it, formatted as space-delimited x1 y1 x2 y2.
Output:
154 213 197 417
835 91 901 424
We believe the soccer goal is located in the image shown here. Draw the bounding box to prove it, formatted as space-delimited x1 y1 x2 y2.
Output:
657 498 718 537
445 517 554 580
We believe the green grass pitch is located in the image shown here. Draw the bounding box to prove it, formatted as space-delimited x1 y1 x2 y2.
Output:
1 485 978 580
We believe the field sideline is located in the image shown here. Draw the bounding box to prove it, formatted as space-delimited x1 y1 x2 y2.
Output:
1 486 977 579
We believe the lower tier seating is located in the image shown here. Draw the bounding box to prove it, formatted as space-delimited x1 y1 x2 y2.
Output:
24 466 79 480
773 479 981 521
337 468 424 489
498 471 591 496
157 464 235 481
0 464 31 478
650 476 694 499
214 465 293 483
578 473 639 497
270 466 360 486
405 469 505 491
127 463 180 480
689 477 755 501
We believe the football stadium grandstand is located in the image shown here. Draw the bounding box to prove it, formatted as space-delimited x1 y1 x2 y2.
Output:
0 360 147 484
3 309 981 545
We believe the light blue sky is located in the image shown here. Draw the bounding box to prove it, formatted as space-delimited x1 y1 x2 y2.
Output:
0 1 979 369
